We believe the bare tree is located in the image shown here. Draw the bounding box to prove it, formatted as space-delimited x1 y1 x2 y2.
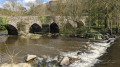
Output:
3 0 24 16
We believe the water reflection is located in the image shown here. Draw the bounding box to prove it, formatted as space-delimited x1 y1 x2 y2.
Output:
0 35 88 63
6 36 18 44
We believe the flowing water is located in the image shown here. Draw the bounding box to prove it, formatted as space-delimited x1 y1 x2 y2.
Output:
0 35 89 63
0 31 118 67
95 38 120 67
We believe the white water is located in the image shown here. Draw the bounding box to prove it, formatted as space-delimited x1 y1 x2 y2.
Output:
60 38 116 67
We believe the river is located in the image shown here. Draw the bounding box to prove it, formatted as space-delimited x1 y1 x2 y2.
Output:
95 38 120 67
0 35 89 63
0 32 118 67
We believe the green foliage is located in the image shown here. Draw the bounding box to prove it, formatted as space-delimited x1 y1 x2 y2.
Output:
83 33 96 38
17 21 26 32
60 28 76 34
83 32 103 39
76 27 87 34
38 16 52 23
3 30 8 33
60 22 76 34
42 24 49 27
89 5 105 26
85 33 94 38
0 17 9 30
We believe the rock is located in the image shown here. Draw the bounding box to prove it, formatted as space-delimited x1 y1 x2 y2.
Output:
24 54 37 62
69 58 79 65
107 33 110 36
34 57 48 67
49 60 59 65
48 33 52 37
40 55 48 58
60 57 70 66
0 63 31 67
60 56 80 66
97 34 103 40
57 55 64 62
112 35 117 38
34 57 44 63
107 40 111 43
47 60 59 67
19 31 26 35
77 51 82 55
104 35 109 40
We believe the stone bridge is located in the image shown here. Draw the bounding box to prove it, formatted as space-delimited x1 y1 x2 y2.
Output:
1 16 86 35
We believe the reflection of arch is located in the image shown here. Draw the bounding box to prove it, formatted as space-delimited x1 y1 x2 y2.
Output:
50 22 59 33
29 23 42 34
6 36 18 44
5 24 18 35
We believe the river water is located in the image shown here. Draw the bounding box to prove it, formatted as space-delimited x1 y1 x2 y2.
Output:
0 32 118 67
0 35 89 63
95 38 120 67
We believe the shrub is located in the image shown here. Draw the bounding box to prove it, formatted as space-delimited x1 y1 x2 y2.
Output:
76 27 87 34
84 33 96 38
0 17 9 30
17 21 26 32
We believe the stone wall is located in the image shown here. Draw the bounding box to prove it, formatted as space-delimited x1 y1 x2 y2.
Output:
0 16 86 35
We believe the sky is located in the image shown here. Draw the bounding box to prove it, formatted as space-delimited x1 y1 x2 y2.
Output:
0 0 51 8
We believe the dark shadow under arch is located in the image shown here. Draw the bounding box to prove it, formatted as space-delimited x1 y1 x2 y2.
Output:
50 22 59 33
29 23 42 34
5 24 18 35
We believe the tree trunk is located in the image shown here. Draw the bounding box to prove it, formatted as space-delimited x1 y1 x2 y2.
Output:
105 16 108 28
110 21 113 35
117 21 119 33
116 21 119 33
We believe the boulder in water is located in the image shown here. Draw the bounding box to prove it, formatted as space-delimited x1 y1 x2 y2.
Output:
24 54 37 62
60 57 70 66
77 51 82 55
104 35 109 40
60 56 80 66
69 58 79 65
40 55 48 59
57 55 64 62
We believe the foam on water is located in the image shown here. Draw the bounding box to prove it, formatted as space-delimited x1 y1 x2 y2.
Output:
60 38 116 67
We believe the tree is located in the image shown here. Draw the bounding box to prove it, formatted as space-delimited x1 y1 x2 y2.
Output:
3 0 25 16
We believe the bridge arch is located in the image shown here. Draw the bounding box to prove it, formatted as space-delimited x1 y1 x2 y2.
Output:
5 24 18 35
77 21 85 28
50 22 59 33
29 23 42 34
